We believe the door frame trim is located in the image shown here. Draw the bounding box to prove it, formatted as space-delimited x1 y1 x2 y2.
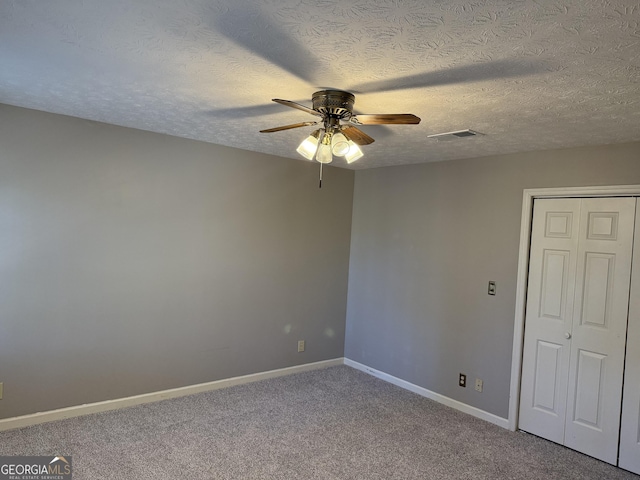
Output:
508 185 640 431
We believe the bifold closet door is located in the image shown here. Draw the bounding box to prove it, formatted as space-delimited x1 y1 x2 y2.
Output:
519 197 636 465
619 199 640 475
519 198 580 444
562 197 635 464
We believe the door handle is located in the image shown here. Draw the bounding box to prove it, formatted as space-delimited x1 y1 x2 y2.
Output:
565 332 572 339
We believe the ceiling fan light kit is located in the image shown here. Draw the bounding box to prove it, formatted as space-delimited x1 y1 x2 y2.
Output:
260 89 421 170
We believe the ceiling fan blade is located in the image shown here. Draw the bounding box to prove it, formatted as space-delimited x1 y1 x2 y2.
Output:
342 125 375 145
351 114 421 125
260 121 319 133
349 59 543 93
273 99 323 118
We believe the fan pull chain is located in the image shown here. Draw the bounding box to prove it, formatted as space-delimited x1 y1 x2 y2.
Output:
319 162 323 189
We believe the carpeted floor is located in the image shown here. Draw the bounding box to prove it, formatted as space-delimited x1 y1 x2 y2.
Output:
0 365 638 479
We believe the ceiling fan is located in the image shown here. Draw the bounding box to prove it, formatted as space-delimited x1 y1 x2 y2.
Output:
259 89 421 165
210 4 542 183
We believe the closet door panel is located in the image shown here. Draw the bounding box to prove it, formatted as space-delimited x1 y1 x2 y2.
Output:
519 199 580 443
563 197 636 465
619 199 640 475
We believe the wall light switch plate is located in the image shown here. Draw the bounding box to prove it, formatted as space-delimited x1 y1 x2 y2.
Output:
488 281 496 296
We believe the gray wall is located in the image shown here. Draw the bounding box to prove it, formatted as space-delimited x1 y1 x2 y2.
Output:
0 104 354 419
345 142 640 419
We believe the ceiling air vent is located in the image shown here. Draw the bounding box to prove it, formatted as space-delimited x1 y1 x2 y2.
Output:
427 129 482 141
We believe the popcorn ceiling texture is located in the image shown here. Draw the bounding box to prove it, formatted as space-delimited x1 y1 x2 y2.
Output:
1 0 639 169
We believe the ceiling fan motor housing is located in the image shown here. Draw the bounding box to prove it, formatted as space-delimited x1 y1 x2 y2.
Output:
312 90 355 119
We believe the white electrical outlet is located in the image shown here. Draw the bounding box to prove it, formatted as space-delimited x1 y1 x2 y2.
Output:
0 382 3 400
297 340 305 352
475 379 483 392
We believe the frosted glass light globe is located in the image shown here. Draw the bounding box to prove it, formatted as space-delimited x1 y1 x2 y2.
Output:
331 132 350 156
296 135 319 160
316 143 333 164
345 141 364 164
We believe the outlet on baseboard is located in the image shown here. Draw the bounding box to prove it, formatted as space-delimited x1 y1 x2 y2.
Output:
297 340 305 352
459 373 466 387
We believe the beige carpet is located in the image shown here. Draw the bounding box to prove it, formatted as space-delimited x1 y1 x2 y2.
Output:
0 365 638 479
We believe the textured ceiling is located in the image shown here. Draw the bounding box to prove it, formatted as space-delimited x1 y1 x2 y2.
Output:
1 0 639 169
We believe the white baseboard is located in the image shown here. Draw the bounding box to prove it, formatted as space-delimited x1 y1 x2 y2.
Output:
1 358 510 432
344 358 510 430
0 358 344 432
